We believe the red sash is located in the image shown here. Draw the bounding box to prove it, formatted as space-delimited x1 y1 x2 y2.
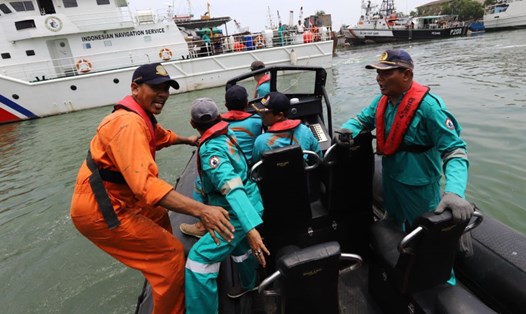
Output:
267 119 301 132
376 82 429 156
196 121 229 176
221 110 253 121
254 74 270 97
114 96 156 158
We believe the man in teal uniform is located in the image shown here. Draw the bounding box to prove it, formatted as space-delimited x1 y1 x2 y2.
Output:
337 49 473 227
252 91 322 163
250 61 271 98
180 85 263 238
185 98 269 313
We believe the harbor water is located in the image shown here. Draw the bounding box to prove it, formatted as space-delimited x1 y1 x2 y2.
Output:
1 29 525 313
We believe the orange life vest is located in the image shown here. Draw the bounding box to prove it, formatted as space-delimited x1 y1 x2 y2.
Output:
221 111 253 121
375 82 430 156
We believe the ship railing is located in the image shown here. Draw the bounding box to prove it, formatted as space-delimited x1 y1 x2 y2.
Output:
183 27 334 58
3 29 333 82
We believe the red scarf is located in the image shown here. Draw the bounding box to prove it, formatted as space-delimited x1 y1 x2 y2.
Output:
114 96 157 158
375 82 429 156
254 74 270 97
221 110 253 121
267 119 301 132
196 121 229 176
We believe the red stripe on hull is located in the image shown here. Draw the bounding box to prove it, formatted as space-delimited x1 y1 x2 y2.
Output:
0 108 22 124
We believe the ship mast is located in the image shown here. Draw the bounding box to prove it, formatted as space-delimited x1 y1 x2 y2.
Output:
379 0 396 17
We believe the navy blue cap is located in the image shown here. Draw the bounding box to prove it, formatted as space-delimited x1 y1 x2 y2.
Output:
365 49 414 70
251 91 290 114
225 85 248 109
132 63 179 89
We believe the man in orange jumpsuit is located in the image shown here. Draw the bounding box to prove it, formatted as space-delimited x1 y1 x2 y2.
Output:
70 63 235 314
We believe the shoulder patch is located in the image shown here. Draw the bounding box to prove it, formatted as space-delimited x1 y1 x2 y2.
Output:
445 118 455 130
209 156 221 168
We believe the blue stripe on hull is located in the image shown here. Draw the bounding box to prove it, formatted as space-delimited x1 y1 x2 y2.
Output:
0 94 38 119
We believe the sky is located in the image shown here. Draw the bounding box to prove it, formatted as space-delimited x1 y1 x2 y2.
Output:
130 0 431 33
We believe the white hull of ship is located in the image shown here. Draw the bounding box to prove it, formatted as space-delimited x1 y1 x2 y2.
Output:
484 1 526 30
0 41 333 121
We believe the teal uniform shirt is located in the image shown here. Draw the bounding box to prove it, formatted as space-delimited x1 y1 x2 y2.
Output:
256 81 270 99
224 112 263 162
342 90 469 225
252 121 322 163
193 113 262 203
186 127 263 314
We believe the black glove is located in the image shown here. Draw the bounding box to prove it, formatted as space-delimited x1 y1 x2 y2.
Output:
333 128 353 147
435 192 474 223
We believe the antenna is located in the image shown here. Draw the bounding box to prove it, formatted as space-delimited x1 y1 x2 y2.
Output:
266 6 274 29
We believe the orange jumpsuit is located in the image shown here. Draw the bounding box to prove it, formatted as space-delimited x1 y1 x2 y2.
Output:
70 97 184 314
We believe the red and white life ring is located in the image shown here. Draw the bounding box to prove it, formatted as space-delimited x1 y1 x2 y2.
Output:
76 58 92 73
254 34 266 49
159 48 173 61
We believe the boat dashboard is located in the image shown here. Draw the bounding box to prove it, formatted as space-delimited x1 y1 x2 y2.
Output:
226 65 333 151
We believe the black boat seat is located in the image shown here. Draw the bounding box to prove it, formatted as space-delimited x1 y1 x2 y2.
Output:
250 144 326 259
258 241 362 314
370 210 472 293
322 132 375 256
411 284 496 314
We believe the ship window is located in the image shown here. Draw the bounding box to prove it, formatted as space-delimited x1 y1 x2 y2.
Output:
10 1 35 12
144 36 152 42
104 40 112 47
115 0 127 7
1 53 11 59
26 50 35 56
83 43 92 49
63 0 78 8
15 19 36 30
96 0 110 5
0 4 12 14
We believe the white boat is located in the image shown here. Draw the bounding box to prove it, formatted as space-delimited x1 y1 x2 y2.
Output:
484 0 526 31
345 0 468 44
0 1 334 124
343 0 409 44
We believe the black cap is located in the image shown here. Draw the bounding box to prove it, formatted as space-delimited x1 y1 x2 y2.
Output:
225 85 248 109
251 91 290 114
365 49 414 70
132 63 179 89
250 60 265 71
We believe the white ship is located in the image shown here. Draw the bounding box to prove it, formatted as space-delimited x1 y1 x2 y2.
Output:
0 0 334 124
484 0 526 30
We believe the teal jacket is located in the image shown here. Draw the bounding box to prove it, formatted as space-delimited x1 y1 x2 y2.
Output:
197 123 263 233
342 90 468 197
222 111 263 162
252 120 322 163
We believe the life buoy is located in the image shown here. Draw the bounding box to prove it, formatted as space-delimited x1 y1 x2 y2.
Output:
159 48 173 61
76 58 92 73
254 34 265 49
